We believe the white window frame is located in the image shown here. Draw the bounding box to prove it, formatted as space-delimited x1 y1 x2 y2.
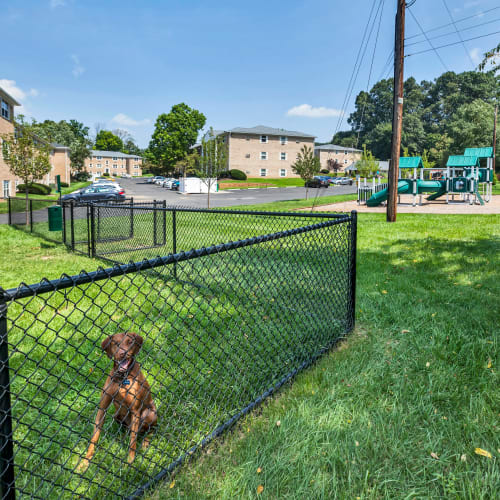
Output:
1 100 10 120
260 135 268 143
280 152 287 161
96 156 102 160
2 180 10 198
280 169 286 177
89 163 93 167
260 168 267 177
280 136 288 145
97 163 101 168
112 156 118 161
113 164 118 168
344 159 348 164
260 152 268 160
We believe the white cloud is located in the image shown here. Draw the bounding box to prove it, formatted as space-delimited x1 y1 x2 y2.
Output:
71 54 85 78
0 79 38 102
50 0 66 8
111 113 150 127
286 104 342 118
469 47 482 65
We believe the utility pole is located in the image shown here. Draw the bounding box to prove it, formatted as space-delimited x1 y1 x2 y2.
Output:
493 104 497 175
387 0 406 222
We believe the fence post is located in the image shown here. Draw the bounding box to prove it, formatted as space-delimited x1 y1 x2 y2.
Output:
7 199 11 226
349 211 357 331
172 209 177 279
130 199 134 239
70 202 75 252
29 200 33 232
0 289 15 500
89 204 96 258
162 200 167 246
153 201 158 247
62 202 66 245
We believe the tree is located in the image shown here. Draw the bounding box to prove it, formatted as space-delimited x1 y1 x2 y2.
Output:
176 150 199 177
355 144 379 178
421 149 435 169
122 139 142 156
194 128 228 208
148 103 206 174
95 130 123 151
1 117 52 224
291 145 321 200
327 158 342 173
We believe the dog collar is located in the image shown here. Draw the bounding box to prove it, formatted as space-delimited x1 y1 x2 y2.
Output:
122 379 131 386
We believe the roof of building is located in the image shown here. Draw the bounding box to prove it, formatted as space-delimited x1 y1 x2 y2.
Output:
51 143 70 150
399 156 423 168
314 144 362 152
91 150 142 159
463 147 493 158
446 155 480 167
228 125 315 138
0 86 21 106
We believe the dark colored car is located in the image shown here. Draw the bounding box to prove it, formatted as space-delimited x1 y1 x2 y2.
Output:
171 180 180 191
305 176 330 188
61 186 126 204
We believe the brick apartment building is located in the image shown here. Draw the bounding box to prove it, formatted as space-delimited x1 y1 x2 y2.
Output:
84 151 143 179
195 125 316 178
314 144 362 173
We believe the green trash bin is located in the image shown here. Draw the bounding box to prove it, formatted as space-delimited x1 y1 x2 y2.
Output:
48 205 63 231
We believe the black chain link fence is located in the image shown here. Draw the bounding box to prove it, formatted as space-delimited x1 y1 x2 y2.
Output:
0 209 356 499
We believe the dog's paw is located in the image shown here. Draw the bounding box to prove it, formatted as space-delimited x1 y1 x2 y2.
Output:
142 438 151 450
127 454 135 464
76 459 90 473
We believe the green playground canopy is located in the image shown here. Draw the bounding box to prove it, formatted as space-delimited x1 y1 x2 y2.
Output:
447 155 480 167
464 147 493 158
399 156 423 168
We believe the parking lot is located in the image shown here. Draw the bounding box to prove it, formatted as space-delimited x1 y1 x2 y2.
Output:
119 178 357 208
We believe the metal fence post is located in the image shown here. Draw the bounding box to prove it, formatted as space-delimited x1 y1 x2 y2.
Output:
62 202 66 246
153 201 158 247
130 199 134 239
162 200 166 246
0 290 15 500
70 202 75 252
349 210 357 331
172 209 177 279
29 200 33 232
89 204 96 258
7 199 11 226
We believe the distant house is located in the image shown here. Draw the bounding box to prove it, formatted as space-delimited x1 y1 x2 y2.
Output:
314 144 362 173
194 125 316 178
84 150 143 179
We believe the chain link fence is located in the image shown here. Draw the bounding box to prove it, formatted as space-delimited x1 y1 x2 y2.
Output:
0 210 356 499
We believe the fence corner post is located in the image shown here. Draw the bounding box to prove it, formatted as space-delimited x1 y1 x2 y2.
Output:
7 199 11 226
90 204 96 258
0 289 15 500
29 200 33 232
349 210 357 332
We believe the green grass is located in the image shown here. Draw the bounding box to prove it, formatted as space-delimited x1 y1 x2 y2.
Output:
219 178 306 189
1 203 498 499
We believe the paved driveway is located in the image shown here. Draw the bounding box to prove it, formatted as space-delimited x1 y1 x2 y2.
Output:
120 178 356 208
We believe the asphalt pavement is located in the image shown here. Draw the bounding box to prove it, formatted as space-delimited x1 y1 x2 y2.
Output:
119 178 356 208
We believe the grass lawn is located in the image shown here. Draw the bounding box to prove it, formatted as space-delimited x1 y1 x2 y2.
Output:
0 203 498 498
218 178 305 189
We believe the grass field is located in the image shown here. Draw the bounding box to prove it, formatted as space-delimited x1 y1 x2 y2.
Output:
1 203 498 499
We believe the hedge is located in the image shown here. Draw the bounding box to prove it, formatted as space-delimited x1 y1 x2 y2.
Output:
229 169 247 181
16 183 52 195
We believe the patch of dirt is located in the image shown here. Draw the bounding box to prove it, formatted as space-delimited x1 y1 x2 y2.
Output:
219 182 275 189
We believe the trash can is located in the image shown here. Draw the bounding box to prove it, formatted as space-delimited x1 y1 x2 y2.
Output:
48 205 63 231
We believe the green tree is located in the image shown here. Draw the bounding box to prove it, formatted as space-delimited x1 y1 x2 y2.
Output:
291 145 321 200
355 144 379 178
176 150 199 177
421 149 435 169
194 128 228 208
364 122 392 160
148 103 206 174
94 130 124 152
1 117 52 224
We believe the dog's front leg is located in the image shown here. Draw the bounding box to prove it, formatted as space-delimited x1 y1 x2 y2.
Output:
127 412 141 464
77 386 112 472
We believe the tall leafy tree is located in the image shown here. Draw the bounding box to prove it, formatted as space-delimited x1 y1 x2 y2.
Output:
291 145 321 200
147 103 206 174
356 144 379 178
94 130 124 152
1 117 52 224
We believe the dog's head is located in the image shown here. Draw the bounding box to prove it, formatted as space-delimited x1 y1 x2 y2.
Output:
101 332 143 374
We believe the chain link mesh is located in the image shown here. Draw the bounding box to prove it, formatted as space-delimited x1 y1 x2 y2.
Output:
1 208 356 499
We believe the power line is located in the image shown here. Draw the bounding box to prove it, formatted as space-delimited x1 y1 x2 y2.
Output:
406 30 500 57
377 49 394 81
441 0 476 68
405 16 500 47
405 5 500 40
408 8 449 71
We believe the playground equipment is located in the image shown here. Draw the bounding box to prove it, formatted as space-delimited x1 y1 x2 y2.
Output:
359 147 494 207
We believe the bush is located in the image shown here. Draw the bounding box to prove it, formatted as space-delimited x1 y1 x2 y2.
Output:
16 183 52 195
218 170 231 179
103 172 110 177
71 171 91 182
229 169 247 181
320 169 330 174
60 182 69 188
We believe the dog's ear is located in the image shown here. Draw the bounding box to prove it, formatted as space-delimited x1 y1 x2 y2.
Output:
101 335 114 359
132 333 144 354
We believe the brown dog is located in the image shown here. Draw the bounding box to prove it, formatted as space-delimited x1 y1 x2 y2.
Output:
77 332 157 472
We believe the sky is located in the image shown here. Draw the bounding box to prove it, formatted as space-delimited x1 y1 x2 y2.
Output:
2 0 499 147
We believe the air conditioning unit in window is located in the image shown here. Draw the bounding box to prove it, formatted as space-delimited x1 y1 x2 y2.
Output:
245 154 250 158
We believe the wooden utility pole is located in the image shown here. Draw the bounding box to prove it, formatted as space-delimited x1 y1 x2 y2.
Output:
493 104 497 175
387 0 406 222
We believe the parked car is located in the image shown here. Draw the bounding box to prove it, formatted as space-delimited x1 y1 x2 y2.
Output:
171 180 180 191
154 176 166 184
61 186 126 204
337 177 353 185
92 180 122 189
305 177 329 188
159 178 174 188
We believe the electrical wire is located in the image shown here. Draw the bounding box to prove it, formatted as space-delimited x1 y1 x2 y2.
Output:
406 30 500 58
377 49 394 81
408 8 449 71
441 0 476 68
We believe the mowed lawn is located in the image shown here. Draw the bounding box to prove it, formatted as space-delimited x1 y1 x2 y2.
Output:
0 209 498 499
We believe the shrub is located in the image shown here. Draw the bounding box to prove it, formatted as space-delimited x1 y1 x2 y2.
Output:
229 169 247 181
103 172 110 177
60 182 69 188
71 171 91 182
218 170 231 179
320 169 330 174
16 183 51 195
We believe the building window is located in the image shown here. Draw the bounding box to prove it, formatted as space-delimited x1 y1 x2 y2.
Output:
3 180 10 198
134 165 139 169
280 136 287 145
260 135 268 143
280 152 287 161
1 101 9 120
260 168 267 177
280 169 286 177
105 160 109 165
344 150 348 155
89 163 93 167
344 159 348 164
112 156 118 161
134 157 140 161
96 156 102 160
245 153 251 158
97 163 101 168
113 164 118 168
260 152 267 160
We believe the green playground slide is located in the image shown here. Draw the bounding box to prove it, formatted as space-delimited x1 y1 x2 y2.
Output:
366 180 410 206
367 180 445 206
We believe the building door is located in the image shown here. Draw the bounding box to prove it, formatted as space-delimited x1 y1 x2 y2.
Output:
105 168 110 174
3 180 10 198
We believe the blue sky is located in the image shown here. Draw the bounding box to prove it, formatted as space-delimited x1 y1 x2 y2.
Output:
3 0 499 147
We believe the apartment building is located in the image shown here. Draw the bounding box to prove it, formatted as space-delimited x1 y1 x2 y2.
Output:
314 144 362 173
84 150 143 179
0 86 20 198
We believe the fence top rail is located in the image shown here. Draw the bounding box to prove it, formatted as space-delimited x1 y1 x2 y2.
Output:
9 196 58 202
1 213 354 302
87 202 350 219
